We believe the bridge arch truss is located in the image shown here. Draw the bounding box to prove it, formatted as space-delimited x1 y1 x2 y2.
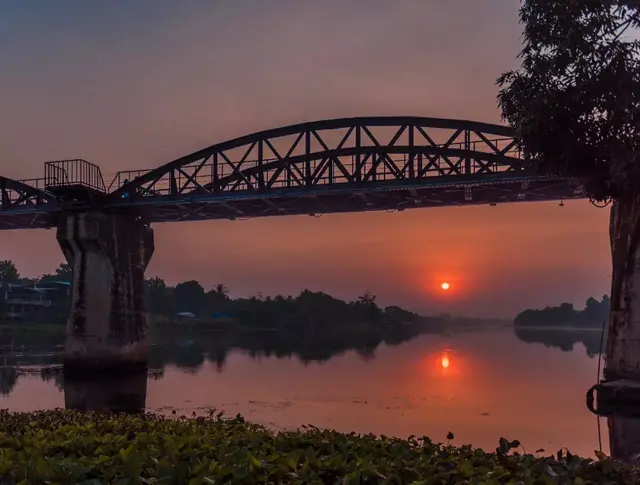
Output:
106 117 581 222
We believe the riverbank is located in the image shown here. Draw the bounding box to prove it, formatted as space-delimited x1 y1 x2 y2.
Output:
0 410 634 483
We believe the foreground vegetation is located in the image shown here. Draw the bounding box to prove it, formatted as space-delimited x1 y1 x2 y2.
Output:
0 410 635 484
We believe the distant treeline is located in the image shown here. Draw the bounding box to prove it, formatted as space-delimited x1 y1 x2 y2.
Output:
0 259 436 332
146 277 441 333
0 260 72 286
514 296 610 328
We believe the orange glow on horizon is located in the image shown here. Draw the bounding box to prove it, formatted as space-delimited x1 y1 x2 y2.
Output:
441 353 450 369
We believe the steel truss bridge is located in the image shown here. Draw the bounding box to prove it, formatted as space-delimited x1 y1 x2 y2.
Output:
0 116 583 230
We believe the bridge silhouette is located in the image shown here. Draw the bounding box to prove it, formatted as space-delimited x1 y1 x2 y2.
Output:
0 117 582 230
0 116 584 374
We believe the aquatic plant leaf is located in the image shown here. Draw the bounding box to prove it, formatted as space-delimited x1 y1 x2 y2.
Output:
594 450 608 461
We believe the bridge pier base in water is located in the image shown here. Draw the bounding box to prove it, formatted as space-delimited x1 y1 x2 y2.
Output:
57 211 154 375
64 370 148 413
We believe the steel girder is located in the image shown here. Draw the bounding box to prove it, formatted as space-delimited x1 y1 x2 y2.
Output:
108 117 524 200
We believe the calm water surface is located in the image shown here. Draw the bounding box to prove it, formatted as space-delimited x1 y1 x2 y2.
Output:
0 327 605 457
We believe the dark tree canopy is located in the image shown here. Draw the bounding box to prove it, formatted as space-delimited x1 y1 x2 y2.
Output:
0 260 19 283
497 1 640 201
173 280 206 314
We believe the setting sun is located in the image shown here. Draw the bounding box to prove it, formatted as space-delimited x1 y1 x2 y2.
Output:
441 282 450 291
441 353 450 369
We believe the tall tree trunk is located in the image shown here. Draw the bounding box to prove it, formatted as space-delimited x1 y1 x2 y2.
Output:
605 195 640 381
606 194 640 461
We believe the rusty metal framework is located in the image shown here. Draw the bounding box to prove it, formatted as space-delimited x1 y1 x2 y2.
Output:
0 116 584 228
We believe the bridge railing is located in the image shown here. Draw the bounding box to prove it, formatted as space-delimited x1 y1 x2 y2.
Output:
16 178 49 191
107 170 149 194
44 160 106 193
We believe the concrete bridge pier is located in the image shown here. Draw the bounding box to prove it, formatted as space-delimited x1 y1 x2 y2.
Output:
57 211 154 375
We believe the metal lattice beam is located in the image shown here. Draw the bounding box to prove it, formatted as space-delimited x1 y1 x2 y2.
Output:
107 117 525 200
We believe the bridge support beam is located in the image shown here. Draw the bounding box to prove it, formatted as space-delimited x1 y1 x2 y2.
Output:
57 211 154 375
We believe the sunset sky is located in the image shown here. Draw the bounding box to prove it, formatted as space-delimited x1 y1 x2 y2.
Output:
0 0 611 318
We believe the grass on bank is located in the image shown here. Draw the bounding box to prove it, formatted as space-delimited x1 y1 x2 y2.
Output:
0 410 636 484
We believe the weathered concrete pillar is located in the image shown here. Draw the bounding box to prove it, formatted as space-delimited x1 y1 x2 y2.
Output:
57 211 154 374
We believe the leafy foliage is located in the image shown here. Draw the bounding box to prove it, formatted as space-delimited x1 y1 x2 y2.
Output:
0 410 637 484
0 260 19 284
497 1 640 201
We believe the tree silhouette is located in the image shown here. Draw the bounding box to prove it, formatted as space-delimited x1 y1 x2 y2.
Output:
146 277 174 316
174 280 206 315
497 2 640 380
357 291 377 306
0 260 19 284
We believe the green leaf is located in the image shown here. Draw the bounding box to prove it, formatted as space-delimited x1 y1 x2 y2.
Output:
247 452 262 470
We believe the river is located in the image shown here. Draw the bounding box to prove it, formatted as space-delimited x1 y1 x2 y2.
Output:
0 325 607 458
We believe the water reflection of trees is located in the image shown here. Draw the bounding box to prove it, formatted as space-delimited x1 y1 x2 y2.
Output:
0 321 608 394
0 322 434 394
0 366 63 397
0 367 18 395
513 327 605 357
148 322 430 373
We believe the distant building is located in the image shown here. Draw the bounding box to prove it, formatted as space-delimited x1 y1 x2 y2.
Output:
0 281 70 323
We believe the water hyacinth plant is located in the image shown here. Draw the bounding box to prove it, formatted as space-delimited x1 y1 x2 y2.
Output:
0 410 637 484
